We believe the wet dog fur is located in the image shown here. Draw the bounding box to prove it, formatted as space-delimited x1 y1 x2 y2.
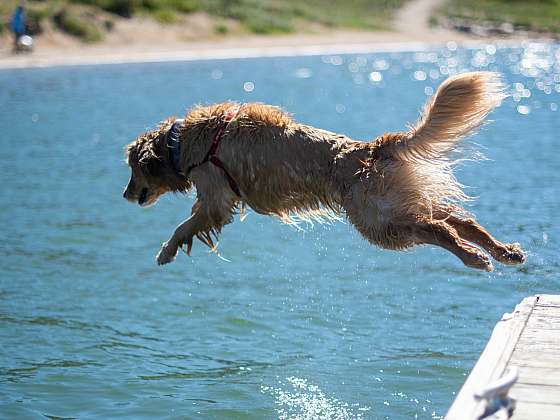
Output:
123 71 526 271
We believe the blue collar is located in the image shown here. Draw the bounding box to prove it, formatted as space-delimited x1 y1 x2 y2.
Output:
165 119 184 173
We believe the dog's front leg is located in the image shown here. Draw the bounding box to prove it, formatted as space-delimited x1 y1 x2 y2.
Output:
156 210 209 265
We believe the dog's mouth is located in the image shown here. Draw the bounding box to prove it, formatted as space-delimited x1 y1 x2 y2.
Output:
138 188 149 206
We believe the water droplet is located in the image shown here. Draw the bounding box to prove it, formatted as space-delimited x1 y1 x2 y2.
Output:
550 103 557 111
243 81 254 92
335 104 346 113
295 68 312 78
413 70 426 81
211 69 223 80
353 74 365 84
517 105 530 115
31 113 39 122
330 56 343 66
369 72 382 82
373 59 389 71
424 86 434 96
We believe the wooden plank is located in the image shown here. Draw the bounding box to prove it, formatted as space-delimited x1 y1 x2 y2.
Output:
512 401 560 420
525 315 560 330
514 340 560 351
509 354 560 369
530 307 560 318
510 383 560 404
445 296 537 420
535 294 560 306
515 367 560 387
517 330 560 342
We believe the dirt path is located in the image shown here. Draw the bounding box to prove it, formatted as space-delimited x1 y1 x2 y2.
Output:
395 0 466 42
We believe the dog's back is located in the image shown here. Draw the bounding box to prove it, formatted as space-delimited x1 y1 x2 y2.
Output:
183 103 358 223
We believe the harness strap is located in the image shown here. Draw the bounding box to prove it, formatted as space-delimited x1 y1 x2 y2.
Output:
210 156 242 197
186 105 242 197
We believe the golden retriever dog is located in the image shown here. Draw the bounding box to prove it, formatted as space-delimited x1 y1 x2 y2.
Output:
123 71 526 271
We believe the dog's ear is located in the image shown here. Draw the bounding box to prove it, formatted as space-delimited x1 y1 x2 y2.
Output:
139 149 162 177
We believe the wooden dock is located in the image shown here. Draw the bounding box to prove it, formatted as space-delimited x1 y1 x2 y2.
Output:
446 294 560 419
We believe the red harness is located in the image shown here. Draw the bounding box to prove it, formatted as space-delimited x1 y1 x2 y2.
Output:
186 106 242 197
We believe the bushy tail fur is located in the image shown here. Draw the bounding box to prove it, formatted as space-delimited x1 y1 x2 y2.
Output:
370 72 507 219
388 72 506 161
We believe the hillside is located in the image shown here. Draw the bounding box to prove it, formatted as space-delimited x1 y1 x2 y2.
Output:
1 0 409 44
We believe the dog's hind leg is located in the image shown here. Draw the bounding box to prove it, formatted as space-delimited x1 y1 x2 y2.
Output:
439 214 526 265
408 218 494 271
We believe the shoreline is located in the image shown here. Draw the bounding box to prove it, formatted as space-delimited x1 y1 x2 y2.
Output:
0 35 553 70
1 0 557 71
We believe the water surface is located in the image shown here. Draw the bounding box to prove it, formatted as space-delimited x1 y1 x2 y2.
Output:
1 42 559 419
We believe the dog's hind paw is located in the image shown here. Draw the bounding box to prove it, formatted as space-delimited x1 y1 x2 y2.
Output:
499 243 527 265
156 241 178 265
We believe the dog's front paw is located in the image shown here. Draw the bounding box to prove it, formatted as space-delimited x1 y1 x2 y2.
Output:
156 241 179 265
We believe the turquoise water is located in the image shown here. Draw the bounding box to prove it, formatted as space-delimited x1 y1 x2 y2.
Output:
1 43 559 419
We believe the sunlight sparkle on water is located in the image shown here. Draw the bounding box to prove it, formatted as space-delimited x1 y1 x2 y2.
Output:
262 377 370 420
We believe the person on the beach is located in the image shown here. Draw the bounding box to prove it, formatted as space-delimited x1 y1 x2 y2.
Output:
10 1 27 53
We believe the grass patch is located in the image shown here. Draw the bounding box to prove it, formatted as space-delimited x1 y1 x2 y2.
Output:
53 8 103 42
74 0 139 18
436 0 560 33
167 0 200 13
214 22 228 34
201 0 408 33
153 8 177 23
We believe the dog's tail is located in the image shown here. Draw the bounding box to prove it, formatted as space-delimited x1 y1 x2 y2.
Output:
383 72 506 161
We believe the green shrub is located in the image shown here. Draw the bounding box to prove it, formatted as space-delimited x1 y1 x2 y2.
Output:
99 0 139 17
139 0 200 13
70 0 140 17
53 9 103 42
26 6 51 35
220 2 295 34
246 15 293 34
168 0 200 13
154 8 177 22
214 23 228 34
140 0 162 11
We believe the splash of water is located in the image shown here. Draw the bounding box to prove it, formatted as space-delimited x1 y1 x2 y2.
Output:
261 376 370 420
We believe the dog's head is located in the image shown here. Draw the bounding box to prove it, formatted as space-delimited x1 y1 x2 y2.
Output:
123 120 192 207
